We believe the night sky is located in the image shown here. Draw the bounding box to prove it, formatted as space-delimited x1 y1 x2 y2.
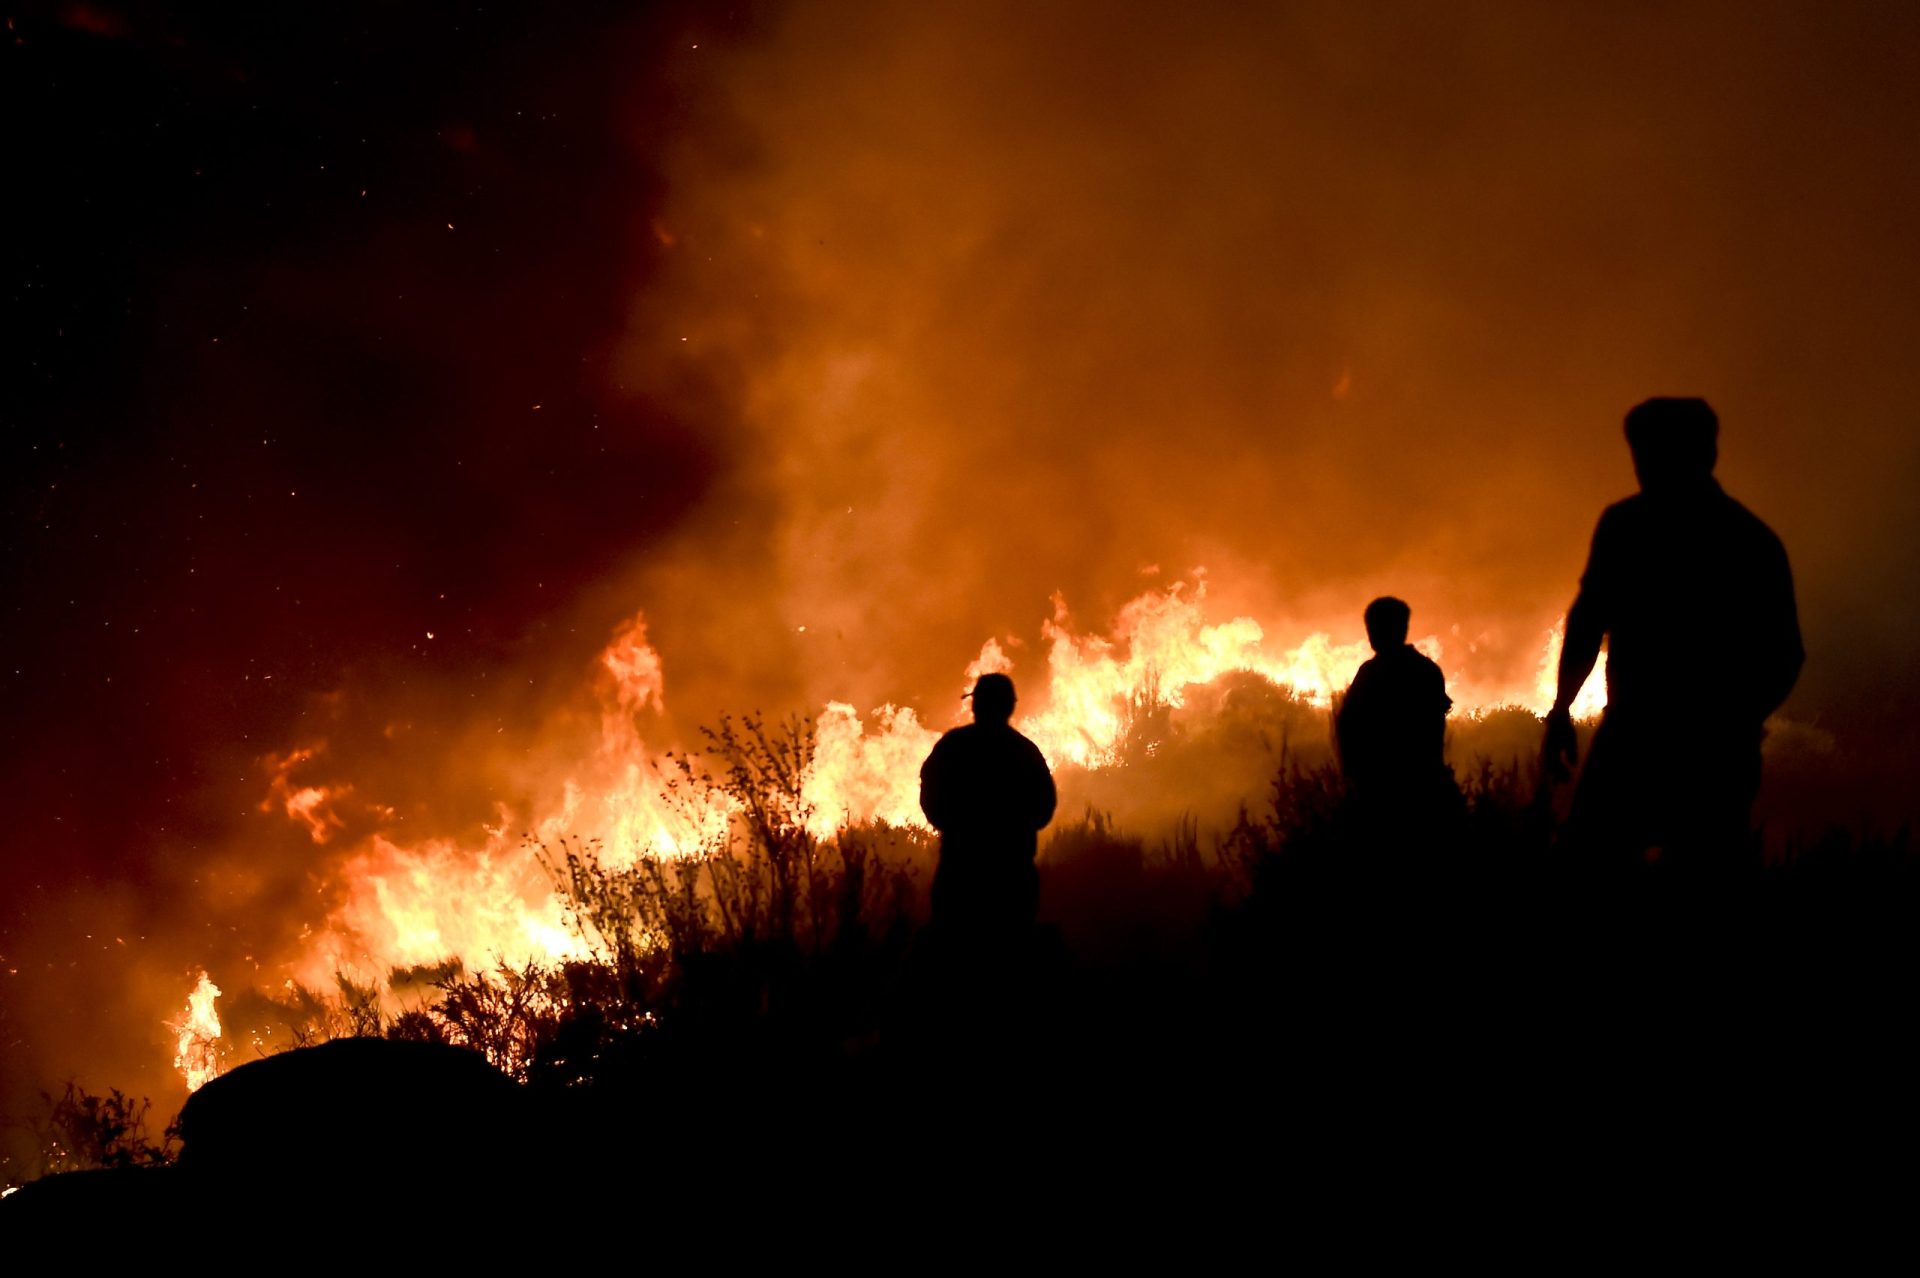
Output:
6 2 723 890
6 1 1920 1109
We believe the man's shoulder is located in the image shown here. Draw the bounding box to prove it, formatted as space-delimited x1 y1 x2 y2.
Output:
932 723 1041 754
1581 497 1643 566
1008 727 1050 762
1396 647 1448 696
1340 655 1382 705
1714 489 1789 553
1592 487 1774 542
1595 492 1648 530
924 725 972 762
1381 644 1442 675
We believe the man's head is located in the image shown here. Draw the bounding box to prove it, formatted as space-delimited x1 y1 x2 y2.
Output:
969 672 1017 724
1624 397 1718 492
1363 596 1411 654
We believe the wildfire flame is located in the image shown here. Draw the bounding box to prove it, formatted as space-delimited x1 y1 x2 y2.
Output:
1536 622 1609 721
171 577 1606 1088
171 972 223 1092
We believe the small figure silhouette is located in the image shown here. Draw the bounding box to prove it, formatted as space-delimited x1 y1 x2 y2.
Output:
1544 397 1804 867
1335 597 1458 838
920 673 1057 944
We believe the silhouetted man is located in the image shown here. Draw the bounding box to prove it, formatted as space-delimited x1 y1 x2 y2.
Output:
1544 397 1803 867
919 673 1057 943
1335 597 1457 831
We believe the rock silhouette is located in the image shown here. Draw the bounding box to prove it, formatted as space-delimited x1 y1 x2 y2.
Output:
175 1036 531 1185
0 1038 534 1244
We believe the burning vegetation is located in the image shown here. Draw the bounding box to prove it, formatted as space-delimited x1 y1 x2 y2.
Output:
169 974 223 1094
159 575 1607 1093
5 571 1907 1223
10 660 1907 1224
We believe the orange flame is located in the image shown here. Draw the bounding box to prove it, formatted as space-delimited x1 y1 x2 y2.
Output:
1536 622 1609 721
170 972 223 1092
180 577 1607 1086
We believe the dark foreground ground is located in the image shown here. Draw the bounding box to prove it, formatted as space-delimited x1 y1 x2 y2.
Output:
7 858 1917 1251
5 740 1917 1250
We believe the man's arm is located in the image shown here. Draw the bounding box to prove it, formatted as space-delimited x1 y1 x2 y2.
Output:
1427 659 1453 759
1425 654 1454 717
1028 743 1057 831
1543 595 1604 779
1334 664 1374 776
1752 536 1805 722
1554 592 1607 716
1544 517 1615 779
918 740 953 832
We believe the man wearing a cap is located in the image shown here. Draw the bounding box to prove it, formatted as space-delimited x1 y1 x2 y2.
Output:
919 673 1057 942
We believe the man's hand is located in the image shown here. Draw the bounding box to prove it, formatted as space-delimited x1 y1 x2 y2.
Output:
1542 706 1578 783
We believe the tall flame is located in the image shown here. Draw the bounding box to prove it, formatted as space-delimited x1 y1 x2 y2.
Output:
1536 622 1609 721
170 972 223 1092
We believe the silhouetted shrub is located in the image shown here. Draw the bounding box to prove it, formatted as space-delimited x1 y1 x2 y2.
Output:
26 1084 176 1178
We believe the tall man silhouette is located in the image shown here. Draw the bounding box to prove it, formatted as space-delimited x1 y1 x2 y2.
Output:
919 673 1057 943
1335 596 1458 835
1544 397 1803 866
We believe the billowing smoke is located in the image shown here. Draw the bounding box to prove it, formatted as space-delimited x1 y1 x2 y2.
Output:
613 2 1920 743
